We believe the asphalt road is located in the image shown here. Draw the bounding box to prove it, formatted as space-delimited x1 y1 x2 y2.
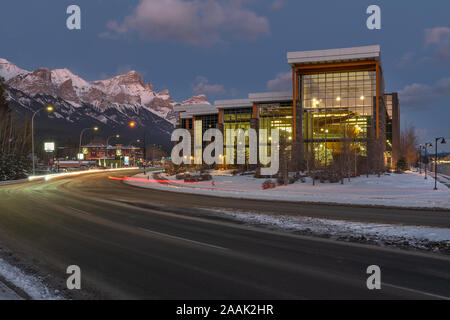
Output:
0 170 449 299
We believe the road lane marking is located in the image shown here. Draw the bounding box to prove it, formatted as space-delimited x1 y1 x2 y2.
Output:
138 227 229 251
81 198 450 263
384 283 450 300
68 207 92 216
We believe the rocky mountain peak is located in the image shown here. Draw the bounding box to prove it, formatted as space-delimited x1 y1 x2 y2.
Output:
0 58 211 125
181 94 210 105
31 68 52 82
117 70 145 86
8 68 55 96
57 79 80 104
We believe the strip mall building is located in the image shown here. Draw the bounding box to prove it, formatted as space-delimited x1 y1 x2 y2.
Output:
175 45 400 171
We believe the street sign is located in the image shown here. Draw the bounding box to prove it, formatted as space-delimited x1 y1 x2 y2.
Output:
44 142 55 152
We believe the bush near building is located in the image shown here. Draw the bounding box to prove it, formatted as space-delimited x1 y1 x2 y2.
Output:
396 157 408 172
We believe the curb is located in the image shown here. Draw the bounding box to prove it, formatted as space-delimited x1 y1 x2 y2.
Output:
0 179 29 187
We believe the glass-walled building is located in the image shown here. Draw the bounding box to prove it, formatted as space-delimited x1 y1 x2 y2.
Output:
300 70 376 164
215 99 253 164
175 45 400 171
288 45 390 169
384 93 400 168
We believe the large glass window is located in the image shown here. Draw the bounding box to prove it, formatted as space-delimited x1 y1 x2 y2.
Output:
223 108 252 164
259 102 293 139
301 70 376 165
194 114 218 156
196 114 218 135
259 102 293 159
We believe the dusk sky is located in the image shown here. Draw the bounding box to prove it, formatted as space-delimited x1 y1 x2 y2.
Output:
1 0 449 150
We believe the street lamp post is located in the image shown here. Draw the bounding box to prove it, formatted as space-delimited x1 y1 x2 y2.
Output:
103 134 120 167
128 121 147 174
79 126 99 157
31 105 54 176
433 137 447 190
106 134 120 146
418 145 422 174
423 142 432 179
128 139 141 167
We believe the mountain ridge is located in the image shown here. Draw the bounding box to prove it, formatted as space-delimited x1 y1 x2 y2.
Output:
0 58 210 124
0 58 210 151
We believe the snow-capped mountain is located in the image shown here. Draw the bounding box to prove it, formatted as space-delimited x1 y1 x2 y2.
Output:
0 58 210 124
0 58 29 81
0 58 210 150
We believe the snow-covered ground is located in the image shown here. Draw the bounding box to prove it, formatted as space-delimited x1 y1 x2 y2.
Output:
0 281 21 300
125 170 450 209
0 257 62 300
211 209 450 254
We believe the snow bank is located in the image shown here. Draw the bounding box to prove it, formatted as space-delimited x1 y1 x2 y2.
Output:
0 257 62 300
213 209 450 253
125 171 450 210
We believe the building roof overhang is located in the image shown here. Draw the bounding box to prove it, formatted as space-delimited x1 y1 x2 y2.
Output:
214 98 252 109
248 91 293 103
176 103 218 119
287 45 381 67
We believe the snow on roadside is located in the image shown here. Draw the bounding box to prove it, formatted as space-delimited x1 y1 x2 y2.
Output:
212 209 450 254
125 171 450 210
0 257 62 300
0 281 21 300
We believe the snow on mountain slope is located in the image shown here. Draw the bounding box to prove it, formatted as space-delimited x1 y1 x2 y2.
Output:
0 58 211 124
91 70 158 109
0 58 29 81
51 68 92 95
179 94 210 106
7 68 56 97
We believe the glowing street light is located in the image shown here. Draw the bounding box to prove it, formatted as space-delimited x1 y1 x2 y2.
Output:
31 105 54 175
79 126 99 154
106 134 120 146
421 142 433 179
129 121 148 174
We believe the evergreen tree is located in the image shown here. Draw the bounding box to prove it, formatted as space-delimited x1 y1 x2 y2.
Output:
0 77 31 180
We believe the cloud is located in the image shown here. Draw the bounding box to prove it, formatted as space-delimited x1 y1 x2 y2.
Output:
267 71 291 91
192 76 226 96
104 0 270 45
399 77 450 109
396 52 414 69
424 27 450 61
425 27 450 46
271 0 285 10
